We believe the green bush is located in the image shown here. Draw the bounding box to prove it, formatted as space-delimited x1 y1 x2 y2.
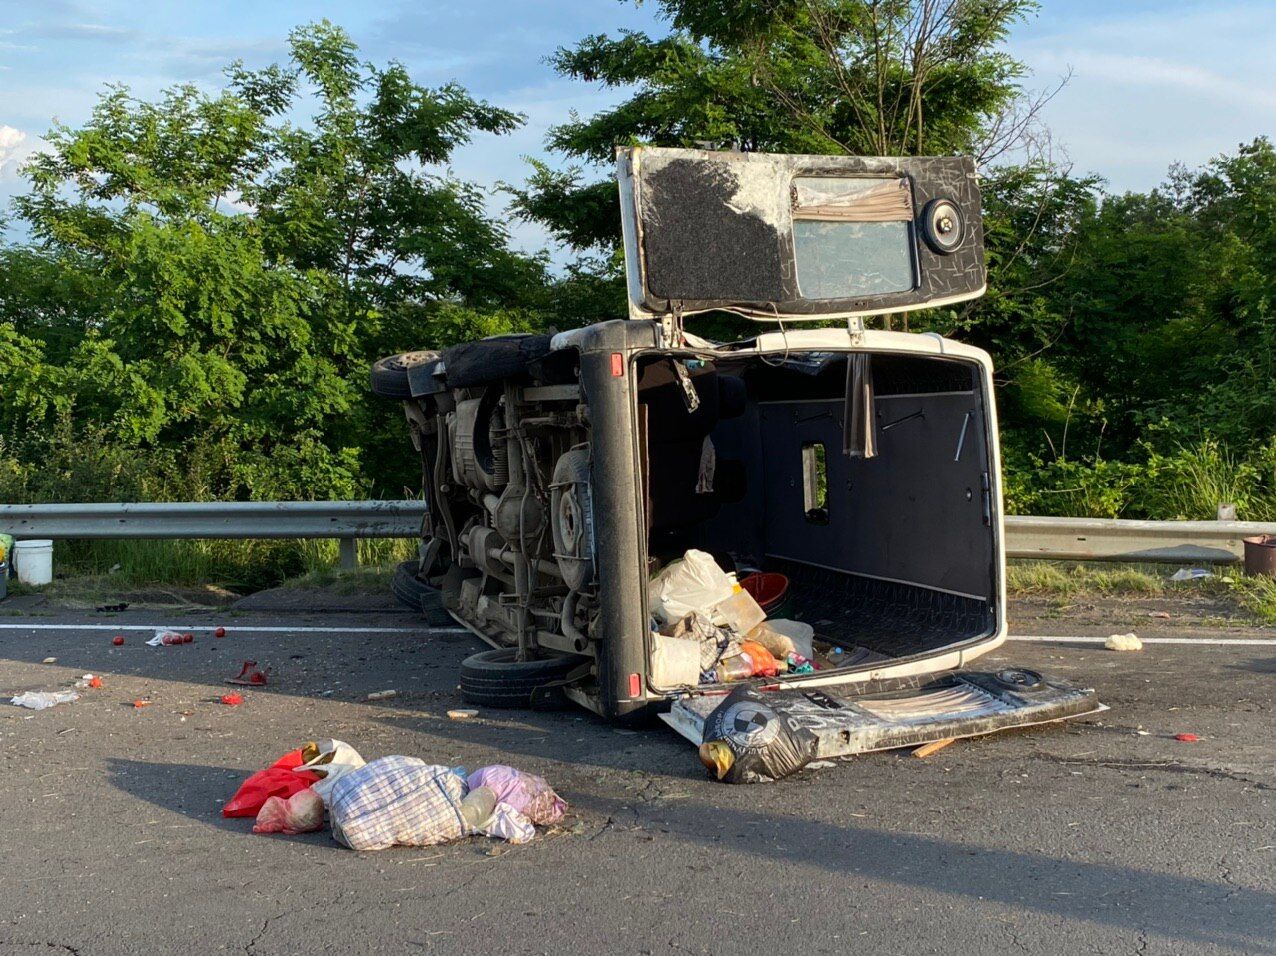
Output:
1003 438 1276 520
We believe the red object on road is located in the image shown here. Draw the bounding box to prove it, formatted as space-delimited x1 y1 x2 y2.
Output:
220 693 244 706
222 749 319 818
133 699 151 709
226 660 269 686
214 626 226 638
88 676 103 689
1174 733 1199 742
112 636 125 646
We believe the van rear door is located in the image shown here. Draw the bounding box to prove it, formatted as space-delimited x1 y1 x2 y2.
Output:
617 146 985 323
662 667 1105 760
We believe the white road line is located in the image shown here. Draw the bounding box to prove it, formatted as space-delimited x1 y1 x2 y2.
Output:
0 622 1270 645
0 623 445 634
1009 634 1275 647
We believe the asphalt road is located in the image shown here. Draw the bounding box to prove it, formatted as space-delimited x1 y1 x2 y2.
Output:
0 604 1271 955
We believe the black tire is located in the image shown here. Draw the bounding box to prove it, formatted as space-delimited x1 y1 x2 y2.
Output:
459 648 584 709
391 560 455 627
370 351 441 399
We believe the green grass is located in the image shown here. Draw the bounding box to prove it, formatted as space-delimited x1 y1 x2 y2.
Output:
29 536 417 594
1007 561 1165 597
1007 559 1276 623
1226 573 1276 624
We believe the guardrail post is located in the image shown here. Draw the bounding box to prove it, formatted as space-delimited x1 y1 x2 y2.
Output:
338 537 357 570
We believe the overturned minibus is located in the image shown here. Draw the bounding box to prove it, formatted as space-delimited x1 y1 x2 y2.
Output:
372 147 1102 748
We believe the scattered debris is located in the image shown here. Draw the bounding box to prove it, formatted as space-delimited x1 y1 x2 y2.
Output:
41 656 57 664
698 686 818 783
223 749 321 818
74 674 103 689
147 630 193 646
253 788 325 835
112 636 125 646
299 739 367 801
667 670 1107 777
1105 632 1143 652
214 626 227 638
466 765 567 825
220 693 244 706
1174 733 1200 743
447 708 479 720
133 699 151 709
366 689 397 701
226 661 269 685
1146 611 1171 620
10 690 79 710
96 602 129 612
913 738 956 758
1170 568 1211 582
224 742 565 851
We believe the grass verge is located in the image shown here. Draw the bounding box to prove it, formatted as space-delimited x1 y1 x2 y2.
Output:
1007 559 1276 623
10 537 417 597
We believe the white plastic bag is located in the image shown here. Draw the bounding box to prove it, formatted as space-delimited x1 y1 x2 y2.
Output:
10 690 78 710
762 619 815 659
651 633 702 687
480 803 536 844
295 738 367 804
649 549 736 625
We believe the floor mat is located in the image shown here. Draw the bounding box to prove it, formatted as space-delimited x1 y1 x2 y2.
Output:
768 558 993 658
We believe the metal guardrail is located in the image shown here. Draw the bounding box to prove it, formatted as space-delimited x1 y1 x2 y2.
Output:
0 501 1272 568
1003 516 1274 564
0 501 428 569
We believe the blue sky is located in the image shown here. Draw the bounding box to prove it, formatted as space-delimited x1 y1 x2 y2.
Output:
2 0 1274 251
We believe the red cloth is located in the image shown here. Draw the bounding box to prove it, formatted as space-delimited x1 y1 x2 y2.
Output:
222 749 320 818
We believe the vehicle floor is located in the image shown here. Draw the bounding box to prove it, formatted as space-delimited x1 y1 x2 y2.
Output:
769 557 993 659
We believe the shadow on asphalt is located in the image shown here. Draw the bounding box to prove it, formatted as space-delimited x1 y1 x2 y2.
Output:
104 757 334 847
1228 655 1276 674
566 790 1275 951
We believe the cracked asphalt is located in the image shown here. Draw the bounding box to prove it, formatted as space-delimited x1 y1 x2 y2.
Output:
0 601 1271 955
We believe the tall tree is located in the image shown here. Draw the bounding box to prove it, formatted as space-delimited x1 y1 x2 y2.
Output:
2 21 548 501
514 0 1041 252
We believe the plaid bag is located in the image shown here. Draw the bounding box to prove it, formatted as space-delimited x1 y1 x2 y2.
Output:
329 756 467 851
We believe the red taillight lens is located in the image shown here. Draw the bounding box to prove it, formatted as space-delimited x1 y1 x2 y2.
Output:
627 672 641 697
610 352 625 377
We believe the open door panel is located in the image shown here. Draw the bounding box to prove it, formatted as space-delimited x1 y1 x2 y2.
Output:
617 146 986 321
661 668 1105 760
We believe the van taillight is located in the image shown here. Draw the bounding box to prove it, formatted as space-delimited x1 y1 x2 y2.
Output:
611 352 625 377
628 673 641 697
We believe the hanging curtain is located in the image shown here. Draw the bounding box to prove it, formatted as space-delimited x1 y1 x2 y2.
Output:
843 353 877 459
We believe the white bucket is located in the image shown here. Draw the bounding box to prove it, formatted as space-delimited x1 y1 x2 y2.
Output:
14 539 53 586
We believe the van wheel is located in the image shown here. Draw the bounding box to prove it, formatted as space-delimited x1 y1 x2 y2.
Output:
459 649 583 709
391 560 454 627
370 351 440 399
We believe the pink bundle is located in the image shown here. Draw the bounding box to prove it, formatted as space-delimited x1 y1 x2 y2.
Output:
253 788 325 835
466 765 567 825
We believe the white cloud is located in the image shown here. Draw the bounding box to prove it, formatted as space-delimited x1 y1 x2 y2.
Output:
0 124 33 179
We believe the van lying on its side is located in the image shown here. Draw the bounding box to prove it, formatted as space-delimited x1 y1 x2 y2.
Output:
372 147 1103 748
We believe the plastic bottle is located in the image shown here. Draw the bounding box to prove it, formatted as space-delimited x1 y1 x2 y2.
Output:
460 785 497 831
713 653 754 683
